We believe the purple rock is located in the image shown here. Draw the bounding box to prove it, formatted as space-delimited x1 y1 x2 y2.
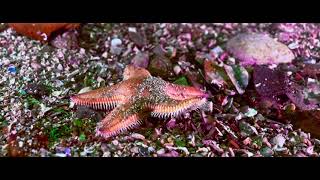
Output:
253 65 288 98
226 33 294 65
131 52 149 68
51 30 79 50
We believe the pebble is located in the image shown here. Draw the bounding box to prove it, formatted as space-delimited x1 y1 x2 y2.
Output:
157 148 165 155
55 153 67 157
148 147 155 152
271 134 286 148
111 38 122 47
39 148 49 157
8 64 17 74
31 62 42 70
260 147 274 157
112 140 119 146
57 64 63 71
173 65 182 75
3 59 10 65
101 143 109 152
18 141 24 148
131 133 145 140
80 151 87 157
211 46 224 57
103 151 111 157
130 147 139 154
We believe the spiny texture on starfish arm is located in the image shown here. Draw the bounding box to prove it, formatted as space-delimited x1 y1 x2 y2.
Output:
70 78 144 110
71 65 212 139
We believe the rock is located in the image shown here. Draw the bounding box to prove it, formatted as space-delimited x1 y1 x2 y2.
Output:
224 64 249 94
51 30 79 49
149 55 173 78
128 30 147 47
131 133 145 140
131 52 149 68
260 147 274 157
253 65 288 98
226 33 294 65
130 147 139 154
156 148 165 155
110 38 123 55
111 38 122 47
271 134 286 148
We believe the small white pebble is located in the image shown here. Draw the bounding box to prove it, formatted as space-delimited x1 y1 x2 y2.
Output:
112 140 119 146
307 78 316 83
128 27 137 33
57 64 63 71
157 148 165 155
288 42 299 49
173 65 182 75
111 38 122 47
18 141 24 148
103 151 111 157
55 153 67 157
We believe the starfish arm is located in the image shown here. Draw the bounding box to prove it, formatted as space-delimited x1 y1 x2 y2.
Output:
164 82 208 101
96 101 148 138
71 79 143 110
150 98 210 119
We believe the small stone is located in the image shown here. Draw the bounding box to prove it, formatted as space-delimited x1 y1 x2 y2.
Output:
288 42 299 49
131 133 145 140
148 147 155 152
80 151 87 157
103 151 111 157
31 62 42 70
260 147 274 157
110 38 123 55
139 147 149 156
40 148 49 157
52 91 62 97
210 46 224 57
271 134 286 148
173 65 182 75
3 59 10 65
55 153 67 157
130 147 139 154
102 51 108 58
101 143 109 152
57 64 63 71
244 108 258 117
64 148 71 156
243 137 252 145
111 38 122 47
78 87 92 94
8 64 17 74
112 140 119 146
18 141 23 148
157 148 165 155
131 52 149 68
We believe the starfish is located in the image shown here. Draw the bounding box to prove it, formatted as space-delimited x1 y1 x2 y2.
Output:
71 65 212 139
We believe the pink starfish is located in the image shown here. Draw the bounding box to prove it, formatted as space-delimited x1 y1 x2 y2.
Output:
71 65 212 139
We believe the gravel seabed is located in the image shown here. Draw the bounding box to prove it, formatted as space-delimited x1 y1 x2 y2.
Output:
1 23 320 157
